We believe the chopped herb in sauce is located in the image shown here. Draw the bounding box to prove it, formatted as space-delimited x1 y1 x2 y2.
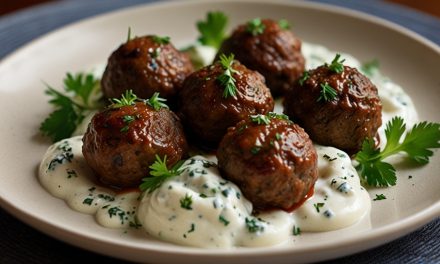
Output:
219 215 230 226
245 217 265 233
292 225 301 236
313 202 325 213
180 194 193 210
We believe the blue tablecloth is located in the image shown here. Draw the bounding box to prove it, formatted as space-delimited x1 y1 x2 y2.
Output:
0 0 439 263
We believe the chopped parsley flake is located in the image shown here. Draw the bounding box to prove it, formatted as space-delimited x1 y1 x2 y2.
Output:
219 215 230 226
246 18 265 35
180 194 193 210
299 71 309 86
245 217 265 233
313 202 325 213
373 194 387 201
82 198 93 205
293 225 301 236
152 35 170 45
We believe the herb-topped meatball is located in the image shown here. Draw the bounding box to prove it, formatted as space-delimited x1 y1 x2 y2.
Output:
82 91 188 188
284 54 382 155
216 18 305 96
178 54 274 148
101 35 194 106
217 113 318 211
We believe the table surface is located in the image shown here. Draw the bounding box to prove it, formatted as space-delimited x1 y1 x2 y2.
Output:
0 0 439 263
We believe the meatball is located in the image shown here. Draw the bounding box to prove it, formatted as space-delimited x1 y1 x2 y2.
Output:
178 55 274 148
82 98 188 188
101 35 194 104
284 55 382 155
217 114 318 211
217 18 305 96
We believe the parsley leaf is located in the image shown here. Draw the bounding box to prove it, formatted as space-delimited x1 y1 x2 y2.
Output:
197 11 228 49
317 83 338 102
40 72 101 142
152 35 170 45
180 194 193 210
361 59 379 77
139 155 186 193
146 92 168 111
355 117 440 186
246 18 265 36
278 19 290 30
217 53 238 98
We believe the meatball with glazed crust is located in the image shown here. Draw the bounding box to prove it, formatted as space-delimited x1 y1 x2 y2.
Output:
216 18 305 96
101 35 194 106
178 54 274 148
217 113 318 211
284 54 382 155
82 92 188 188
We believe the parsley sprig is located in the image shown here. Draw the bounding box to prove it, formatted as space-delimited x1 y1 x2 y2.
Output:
318 83 338 102
146 92 168 110
139 155 186 193
40 72 102 142
250 112 290 125
278 19 290 30
327 53 346 73
110 90 138 108
197 11 228 49
152 35 170 45
355 117 440 187
217 53 238 98
246 18 266 36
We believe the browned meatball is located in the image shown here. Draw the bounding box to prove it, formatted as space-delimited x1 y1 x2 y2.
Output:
178 55 274 148
284 55 382 155
217 18 305 96
82 98 188 188
217 114 318 211
101 35 193 104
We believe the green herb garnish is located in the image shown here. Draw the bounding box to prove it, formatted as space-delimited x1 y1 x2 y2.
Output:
246 18 265 35
217 53 238 98
110 90 138 108
152 35 171 45
317 83 337 102
250 114 270 125
127 27 132 42
197 11 228 49
293 225 301 236
180 194 193 210
298 71 310 86
40 72 101 142
219 215 230 226
355 117 440 187
278 19 290 30
146 92 168 110
327 53 345 73
139 155 186 193
373 194 387 201
313 202 325 213
361 59 379 77
245 217 265 233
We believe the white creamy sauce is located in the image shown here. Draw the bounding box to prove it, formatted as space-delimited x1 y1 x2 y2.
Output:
38 42 418 248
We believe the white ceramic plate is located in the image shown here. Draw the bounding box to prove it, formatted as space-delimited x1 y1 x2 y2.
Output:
0 0 439 263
